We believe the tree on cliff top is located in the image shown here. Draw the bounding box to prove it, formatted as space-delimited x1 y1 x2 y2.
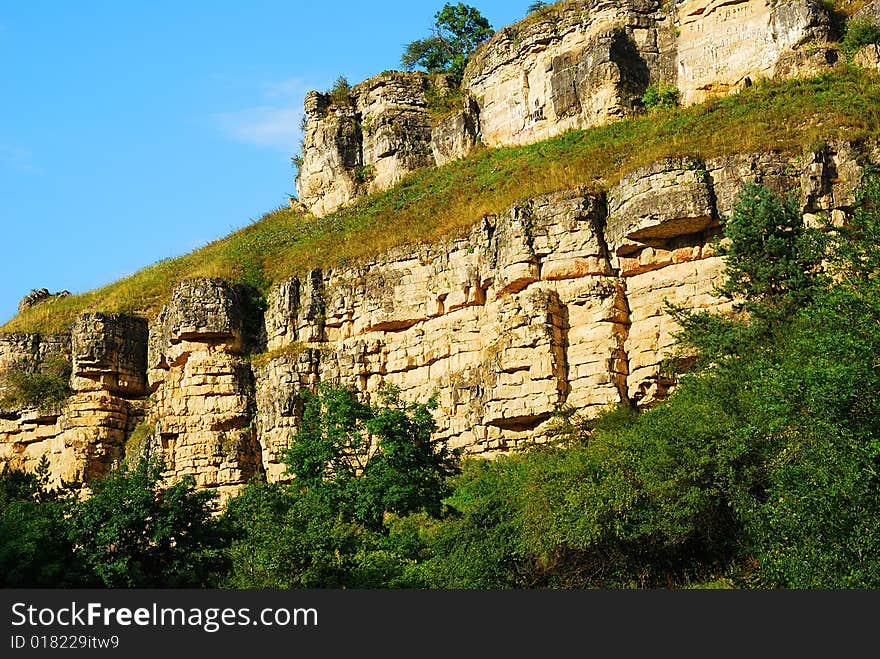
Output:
401 3 494 84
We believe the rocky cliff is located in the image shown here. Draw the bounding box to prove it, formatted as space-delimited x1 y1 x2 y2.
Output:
3 0 877 498
295 72 469 217
296 0 835 216
1 142 866 498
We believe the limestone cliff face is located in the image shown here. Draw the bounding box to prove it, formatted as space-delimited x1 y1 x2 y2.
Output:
462 0 672 148
675 0 829 104
0 144 865 496
296 0 835 217
857 0 880 20
465 0 830 134
295 72 460 217
0 317 147 485
146 279 262 502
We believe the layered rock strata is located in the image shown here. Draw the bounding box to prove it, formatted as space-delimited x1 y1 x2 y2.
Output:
146 279 262 503
295 72 457 217
1 145 866 494
0 316 147 485
462 0 673 148
297 0 836 216
675 0 829 104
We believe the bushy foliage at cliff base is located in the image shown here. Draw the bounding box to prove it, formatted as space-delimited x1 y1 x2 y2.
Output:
4 173 880 588
0 456 226 587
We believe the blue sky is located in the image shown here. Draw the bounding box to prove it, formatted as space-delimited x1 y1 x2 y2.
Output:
0 1 526 325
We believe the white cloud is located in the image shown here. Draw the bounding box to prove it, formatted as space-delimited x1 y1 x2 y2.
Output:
261 77 310 100
0 144 41 174
210 76 322 151
212 106 303 151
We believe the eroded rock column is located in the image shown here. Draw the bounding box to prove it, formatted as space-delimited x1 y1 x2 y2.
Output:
148 279 262 501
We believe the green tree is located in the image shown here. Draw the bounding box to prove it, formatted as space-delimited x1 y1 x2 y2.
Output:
715 184 825 318
527 1 549 14
327 75 353 105
735 170 880 587
401 3 494 83
828 166 880 283
662 173 880 587
283 384 372 495
223 480 365 589
669 183 826 363
225 385 459 588
284 384 459 530
66 456 227 587
0 458 83 587
356 387 459 529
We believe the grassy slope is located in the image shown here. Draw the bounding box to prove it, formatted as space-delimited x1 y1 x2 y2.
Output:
5 67 880 336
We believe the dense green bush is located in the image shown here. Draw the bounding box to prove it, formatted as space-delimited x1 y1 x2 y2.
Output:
0 454 226 587
223 480 369 588
642 82 680 111
66 456 228 587
0 458 83 587
411 457 533 588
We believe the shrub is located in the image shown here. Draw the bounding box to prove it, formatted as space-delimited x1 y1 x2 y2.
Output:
423 172 880 589
841 17 880 59
642 82 680 111
425 83 465 120
414 457 532 589
66 456 227 587
0 356 72 410
0 458 83 587
223 480 366 589
355 164 376 183
327 75 353 106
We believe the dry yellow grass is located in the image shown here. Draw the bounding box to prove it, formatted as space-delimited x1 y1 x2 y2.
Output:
829 0 873 17
5 68 880 336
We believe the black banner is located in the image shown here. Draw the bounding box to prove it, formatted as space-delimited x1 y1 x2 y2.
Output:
0 589 876 656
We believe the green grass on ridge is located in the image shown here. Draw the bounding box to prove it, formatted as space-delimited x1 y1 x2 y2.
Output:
5 67 880 336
